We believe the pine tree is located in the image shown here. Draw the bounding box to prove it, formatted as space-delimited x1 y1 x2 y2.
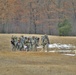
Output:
58 19 72 36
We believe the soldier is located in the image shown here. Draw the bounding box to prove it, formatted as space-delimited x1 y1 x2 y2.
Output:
14 36 19 50
11 36 15 51
28 37 32 51
22 35 25 42
35 37 40 46
41 34 49 52
11 35 18 51
24 37 27 44
31 36 37 51
25 37 31 51
21 35 25 46
17 37 23 51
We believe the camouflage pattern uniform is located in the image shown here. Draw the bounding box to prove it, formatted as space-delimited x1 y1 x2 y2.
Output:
11 36 18 51
25 38 31 51
11 35 40 52
11 36 15 51
31 36 37 51
41 34 49 52
17 38 23 51
21 35 25 46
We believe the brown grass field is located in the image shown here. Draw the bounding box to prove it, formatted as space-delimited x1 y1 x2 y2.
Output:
0 34 76 75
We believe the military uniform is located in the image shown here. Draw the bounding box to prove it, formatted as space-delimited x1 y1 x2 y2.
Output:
41 34 49 52
25 38 31 51
11 36 18 51
31 37 37 51
17 38 24 51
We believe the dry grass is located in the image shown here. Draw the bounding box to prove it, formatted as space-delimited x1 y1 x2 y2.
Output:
49 35 76 45
0 51 76 75
0 34 76 75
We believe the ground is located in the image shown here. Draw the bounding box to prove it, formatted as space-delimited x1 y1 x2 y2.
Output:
0 34 76 75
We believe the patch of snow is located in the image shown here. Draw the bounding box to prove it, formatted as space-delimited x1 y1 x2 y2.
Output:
49 51 56 53
48 43 76 49
49 50 73 53
63 54 75 56
31 43 76 50
55 50 72 52
37 46 42 48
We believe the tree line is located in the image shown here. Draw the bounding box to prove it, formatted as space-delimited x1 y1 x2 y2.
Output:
0 0 76 35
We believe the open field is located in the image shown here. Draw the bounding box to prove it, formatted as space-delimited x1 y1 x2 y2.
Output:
0 34 76 75
0 34 76 51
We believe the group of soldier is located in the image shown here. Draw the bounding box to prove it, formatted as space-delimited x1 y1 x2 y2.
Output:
11 34 50 52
